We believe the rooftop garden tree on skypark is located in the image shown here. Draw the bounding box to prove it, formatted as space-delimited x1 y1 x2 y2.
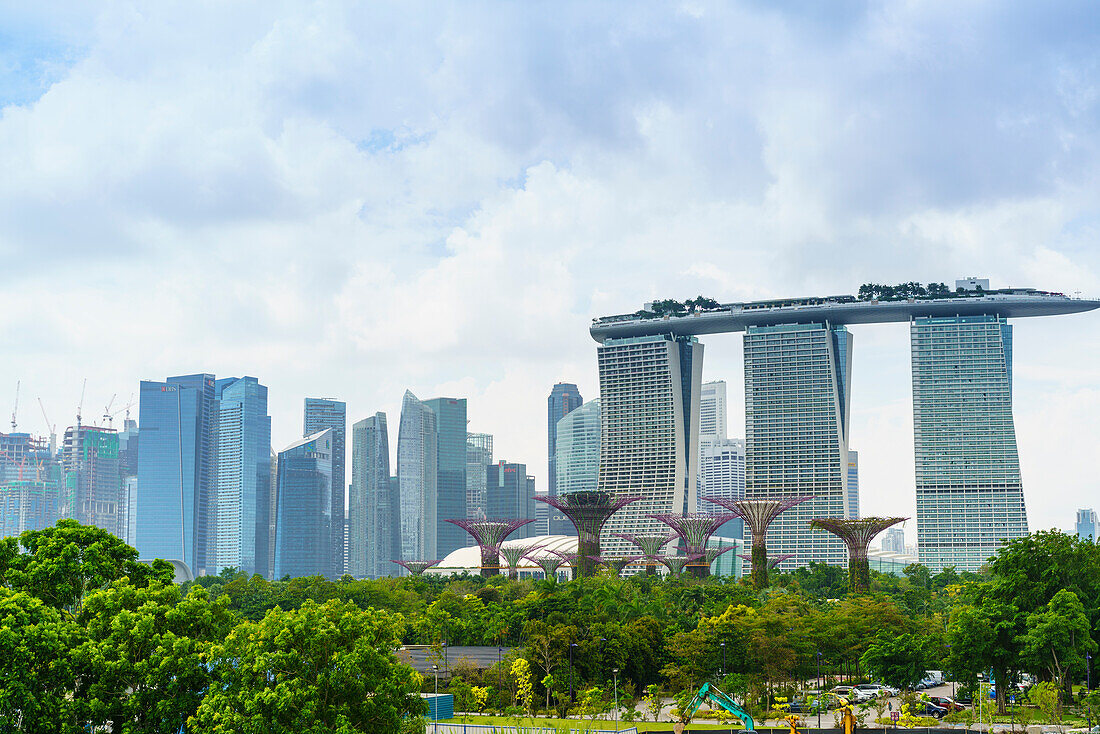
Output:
444 519 535 578
703 495 814 588
650 513 738 577
534 491 642 577
391 559 441 576
615 532 677 575
499 542 543 580
809 517 908 593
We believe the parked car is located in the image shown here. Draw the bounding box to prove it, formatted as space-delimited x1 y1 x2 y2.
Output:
927 696 966 712
787 698 827 714
854 684 891 700
914 702 948 719
830 685 855 701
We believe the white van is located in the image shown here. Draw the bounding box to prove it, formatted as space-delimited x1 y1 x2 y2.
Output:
923 670 945 686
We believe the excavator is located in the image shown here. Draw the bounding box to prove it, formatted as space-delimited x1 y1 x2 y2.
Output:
677 682 755 732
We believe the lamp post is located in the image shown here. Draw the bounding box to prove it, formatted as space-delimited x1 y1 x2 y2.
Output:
498 645 503 692
816 650 822 729
720 642 726 676
1087 652 1093 730
432 664 439 733
569 642 579 703
613 668 620 731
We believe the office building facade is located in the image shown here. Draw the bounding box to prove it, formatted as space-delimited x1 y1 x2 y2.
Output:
486 461 537 537
137 374 216 573
425 398 467 559
555 399 601 497
274 429 335 579
212 377 272 577
1076 509 1097 542
881 526 906 553
847 450 859 520
597 334 703 555
397 391 437 561
303 398 346 575
548 383 583 536
700 437 746 540
744 323 852 570
350 413 396 578
912 315 1028 572
465 432 493 529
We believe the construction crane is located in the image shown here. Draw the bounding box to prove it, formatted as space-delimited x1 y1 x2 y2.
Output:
105 395 135 429
38 398 57 455
76 378 87 427
102 393 117 427
10 380 19 432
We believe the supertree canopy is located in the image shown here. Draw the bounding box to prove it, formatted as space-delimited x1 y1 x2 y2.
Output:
535 491 642 577
703 495 814 588
499 542 543 579
444 519 535 578
588 555 643 577
391 559 441 576
526 551 566 580
810 516 908 593
655 554 700 577
650 512 738 577
547 549 584 580
615 532 677 575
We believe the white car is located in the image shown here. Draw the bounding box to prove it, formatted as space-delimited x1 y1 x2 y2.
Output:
850 684 882 702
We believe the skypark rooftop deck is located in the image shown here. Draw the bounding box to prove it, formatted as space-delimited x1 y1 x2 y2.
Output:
589 289 1100 342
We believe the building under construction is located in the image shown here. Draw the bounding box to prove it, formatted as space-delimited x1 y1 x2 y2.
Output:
0 432 65 536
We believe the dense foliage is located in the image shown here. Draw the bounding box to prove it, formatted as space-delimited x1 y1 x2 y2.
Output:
1 522 1098 729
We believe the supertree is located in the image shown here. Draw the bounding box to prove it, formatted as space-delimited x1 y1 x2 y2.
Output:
809 517 908 593
588 555 644 577
535 491 642 577
525 551 566 581
737 552 796 570
615 532 677 576
655 554 700 577
391 559 442 576
703 495 814 588
650 512 738 577
444 519 535 578
499 542 543 580
548 549 583 580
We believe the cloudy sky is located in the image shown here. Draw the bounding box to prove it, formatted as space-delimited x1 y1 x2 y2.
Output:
2 2 1098 542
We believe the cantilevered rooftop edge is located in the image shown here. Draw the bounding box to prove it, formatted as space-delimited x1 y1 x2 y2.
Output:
589 291 1100 342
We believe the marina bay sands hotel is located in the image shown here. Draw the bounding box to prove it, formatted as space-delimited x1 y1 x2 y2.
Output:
589 279 1100 572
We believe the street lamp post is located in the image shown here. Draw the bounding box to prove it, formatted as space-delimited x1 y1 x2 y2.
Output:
816 651 822 729
720 642 726 676
569 643 578 703
613 668 620 731
1087 653 1093 730
432 664 439 733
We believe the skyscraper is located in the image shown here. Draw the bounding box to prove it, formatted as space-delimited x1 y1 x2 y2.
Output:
486 461 536 537
274 429 335 579
744 324 851 569
349 413 395 578
597 334 703 555
700 437 745 539
555 399 600 497
1 432 62 537
881 526 906 553
697 380 727 510
118 419 139 546
465 432 493 529
912 315 1028 572
424 398 467 559
1077 509 1097 542
397 391 437 561
303 398 346 575
847 450 859 520
63 425 121 537
212 377 272 577
136 374 216 573
548 383 583 535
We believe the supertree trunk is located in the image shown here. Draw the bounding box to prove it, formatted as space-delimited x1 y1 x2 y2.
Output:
751 544 769 588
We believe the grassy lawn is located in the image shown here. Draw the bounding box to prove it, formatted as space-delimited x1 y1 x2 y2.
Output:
436 716 751 731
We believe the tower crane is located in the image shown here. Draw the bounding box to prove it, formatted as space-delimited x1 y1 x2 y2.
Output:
9 380 18 432
38 398 57 455
105 395 135 429
77 378 87 427
102 394 116 427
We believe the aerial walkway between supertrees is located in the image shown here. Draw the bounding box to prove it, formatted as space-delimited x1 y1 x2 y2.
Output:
703 495 814 588
809 516 908 593
498 541 544 580
650 512 739 577
587 554 643 578
534 491 642 577
737 552 795 571
615 532 677 575
444 519 535 578
391 559 442 576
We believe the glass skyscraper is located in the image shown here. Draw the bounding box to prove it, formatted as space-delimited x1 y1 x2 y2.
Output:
597 334 703 556
1077 509 1097 542
303 398 346 576
425 397 467 559
847 450 859 519
744 323 851 569
349 413 396 578
465 432 493 528
136 374 216 572
547 383 583 535
912 315 1027 571
397 391 437 561
486 460 536 537
274 428 335 579
212 377 271 577
700 437 746 540
555 399 600 497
